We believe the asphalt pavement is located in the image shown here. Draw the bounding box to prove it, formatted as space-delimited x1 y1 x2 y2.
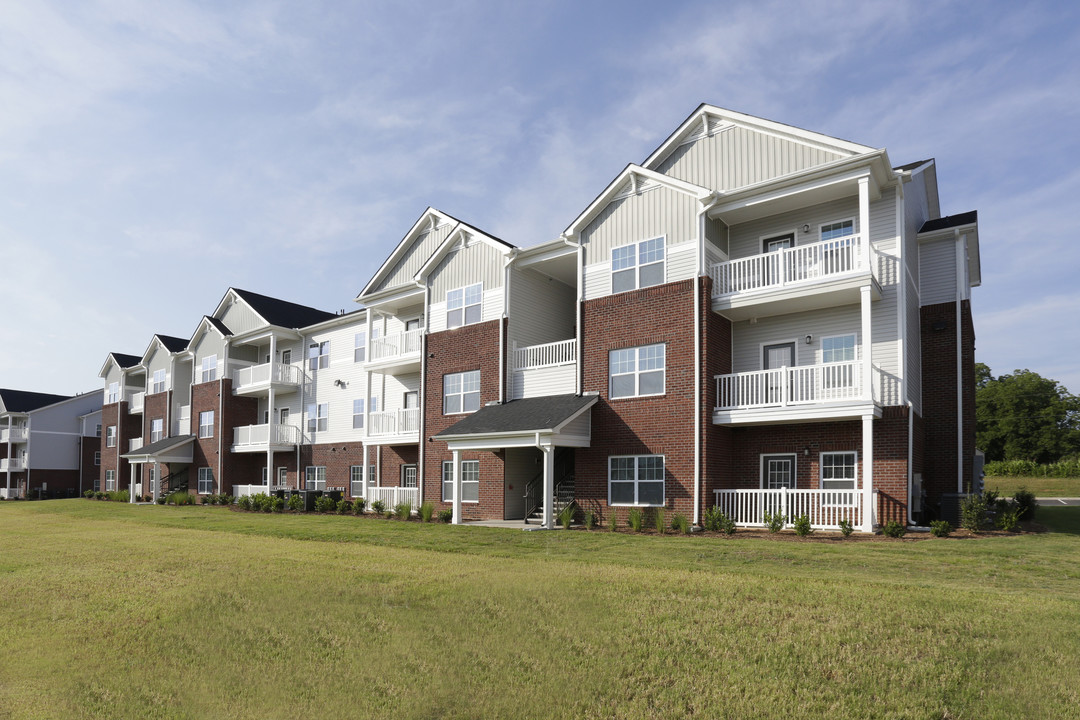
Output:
1037 497 1080 507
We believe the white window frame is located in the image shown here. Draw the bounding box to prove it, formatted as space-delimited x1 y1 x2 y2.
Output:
446 283 482 329
96 424 102 438
107 382 119 404
759 229 798 254
105 469 116 492
152 369 166 394
350 465 364 496
352 398 365 429
281 349 292 366
610 236 665 294
820 451 858 506
442 460 479 503
608 344 665 399
354 332 366 363
821 333 857 364
198 411 214 439
308 341 329 371
105 426 116 448
200 355 218 384
305 466 326 491
276 466 287 488
150 417 164 443
607 455 665 507
94 451 100 466
197 467 214 495
819 218 856 243
760 454 797 489
307 403 328 433
443 370 481 415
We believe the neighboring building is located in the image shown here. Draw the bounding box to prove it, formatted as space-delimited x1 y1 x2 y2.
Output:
0 388 103 498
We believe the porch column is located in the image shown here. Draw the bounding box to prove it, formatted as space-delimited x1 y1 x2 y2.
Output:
451 449 462 525
153 463 160 503
858 176 871 272
129 464 137 503
862 414 875 533
267 335 277 493
542 444 554 530
861 285 873 402
5 416 11 493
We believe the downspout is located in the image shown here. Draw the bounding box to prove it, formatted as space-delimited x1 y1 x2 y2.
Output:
693 194 721 528
418 285 429 508
218 342 227 495
907 399 915 525
954 229 964 493
562 235 583 396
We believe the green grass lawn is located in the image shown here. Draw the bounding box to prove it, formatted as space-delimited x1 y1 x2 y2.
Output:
985 475 1080 497
2 500 1079 720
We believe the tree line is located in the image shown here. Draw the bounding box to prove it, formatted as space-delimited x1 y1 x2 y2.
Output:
975 364 1080 463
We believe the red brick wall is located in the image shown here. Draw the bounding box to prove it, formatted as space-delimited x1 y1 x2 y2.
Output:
140 390 169 487
377 444 418 488
99 402 138 492
578 279 697 524
24 468 81 497
423 319 505 520
300 442 367 496
191 379 260 496
80 435 101 494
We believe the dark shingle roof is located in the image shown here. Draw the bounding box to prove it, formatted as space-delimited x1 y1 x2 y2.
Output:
894 158 934 172
232 288 337 329
156 335 189 353
919 211 978 234
112 353 143 368
0 388 73 413
121 434 195 458
436 394 596 437
203 316 232 337
438 211 516 249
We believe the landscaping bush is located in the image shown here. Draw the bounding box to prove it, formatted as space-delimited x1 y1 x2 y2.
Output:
271 497 285 513
607 509 618 532
314 495 336 514
370 500 386 515
671 513 690 534
996 507 1021 532
438 509 453 523
394 501 412 520
1013 488 1037 521
352 498 366 515
839 519 854 537
627 507 644 532
653 506 666 535
418 501 434 522
94 491 105 500
156 496 166 505
558 503 575 529
763 510 785 533
792 515 813 537
882 520 906 538
930 520 952 537
336 499 352 515
83 489 94 499
583 509 596 530
287 494 303 512
200 495 211 505
960 492 989 533
238 495 252 511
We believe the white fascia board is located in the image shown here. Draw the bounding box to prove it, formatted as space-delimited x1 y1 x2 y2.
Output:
230 326 304 346
356 284 425 309
551 397 598 433
513 238 577 266
357 207 458 299
412 223 513 283
300 309 368 334
97 355 119 379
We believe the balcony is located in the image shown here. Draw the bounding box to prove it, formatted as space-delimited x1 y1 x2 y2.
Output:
713 361 880 424
708 235 878 320
232 423 299 452
129 437 144 452
129 391 145 414
1 458 26 472
509 339 577 400
232 362 302 396
367 329 423 374
368 408 420 440
1 427 28 444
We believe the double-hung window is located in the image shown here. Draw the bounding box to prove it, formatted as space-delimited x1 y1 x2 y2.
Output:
611 237 665 294
198 411 214 438
609 344 665 399
105 426 116 448
197 467 214 495
446 283 482 328
150 418 164 443
350 466 364 496
107 382 119 404
307 403 328 433
94 451 100 466
442 460 479 502
305 466 326 491
820 219 855 242
308 341 329 371
105 469 116 491
352 399 365 429
444 371 480 414
822 334 857 391
152 369 166 394
354 332 366 363
820 451 857 505
608 455 665 506
96 424 102 438
201 355 217 383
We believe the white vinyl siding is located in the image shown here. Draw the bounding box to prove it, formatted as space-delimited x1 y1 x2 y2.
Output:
428 238 506 298
608 455 665 506
375 223 454 293
506 266 576 350
919 238 957 306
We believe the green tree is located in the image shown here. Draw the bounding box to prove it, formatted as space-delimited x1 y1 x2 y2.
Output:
976 366 1080 463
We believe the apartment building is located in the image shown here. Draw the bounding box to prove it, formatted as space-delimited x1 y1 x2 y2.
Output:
0 388 102 499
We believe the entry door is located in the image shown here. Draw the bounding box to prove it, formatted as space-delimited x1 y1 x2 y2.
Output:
401 464 418 488
763 233 794 285
279 408 290 426
762 454 796 489
763 342 795 404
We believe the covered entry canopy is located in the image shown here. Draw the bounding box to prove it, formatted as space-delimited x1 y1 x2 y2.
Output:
121 435 195 465
435 394 597 451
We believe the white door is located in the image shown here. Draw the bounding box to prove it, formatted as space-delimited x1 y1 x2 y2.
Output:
763 343 795 404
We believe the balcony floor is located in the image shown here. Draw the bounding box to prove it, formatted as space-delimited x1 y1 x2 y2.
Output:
712 272 879 321
713 399 881 426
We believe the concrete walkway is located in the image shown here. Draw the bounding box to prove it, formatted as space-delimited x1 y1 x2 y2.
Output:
463 518 563 531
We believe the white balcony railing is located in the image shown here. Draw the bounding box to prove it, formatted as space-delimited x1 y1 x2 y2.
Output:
368 408 420 437
713 488 868 531
709 234 864 298
511 339 576 370
1 427 28 443
715 361 865 410
129 437 144 452
1 458 26 472
129 391 146 413
232 424 299 448
365 486 419 510
370 329 423 363
232 362 302 392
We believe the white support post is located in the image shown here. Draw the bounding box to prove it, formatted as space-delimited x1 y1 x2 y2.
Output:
542 445 554 530
130 464 137 503
153 463 160 503
861 285 873 402
862 414 875 533
858 176 871 274
267 336 277 493
451 449 462 525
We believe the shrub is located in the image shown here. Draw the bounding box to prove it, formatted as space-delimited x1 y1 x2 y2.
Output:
838 519 854 537
703 506 724 532
200 495 211 505
763 510 785 533
168 492 194 506
237 495 252 511
418 501 434 522
314 495 336 514
960 492 989 533
653 506 666 535
671 513 690 534
792 515 813 537
930 520 952 537
220 494 234 506
337 499 352 515
608 509 618 532
83 489 94 499
352 498 366 515
1013 487 1037 522
882 520 906 538
583 509 596 530
156 496 166 505
370 499 386 515
627 507 644 532
438 509 453 523
287 493 303 512
558 503 575 529
271 497 285 513
143 495 151 503
997 507 1021 532
394 501 412 520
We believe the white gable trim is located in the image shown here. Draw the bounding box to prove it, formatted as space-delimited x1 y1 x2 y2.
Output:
357 207 458 299
413 223 513 283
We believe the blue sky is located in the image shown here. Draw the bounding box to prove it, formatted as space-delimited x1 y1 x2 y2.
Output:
2 0 1078 396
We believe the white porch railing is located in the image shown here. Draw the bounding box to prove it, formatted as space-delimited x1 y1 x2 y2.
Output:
370 329 423 362
713 488 865 530
715 361 864 410
232 362 301 391
365 486 418 509
1 427 28 443
232 423 299 447
511 339 577 370
0 458 26 472
129 391 145 413
129 437 144 452
0 487 25 499
368 408 420 437
709 234 863 298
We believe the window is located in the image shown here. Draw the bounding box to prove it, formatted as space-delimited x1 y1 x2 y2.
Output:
761 454 797 489
107 382 119 404
95 424 102 438
94 451 100 466
150 418 164 443
442 460 479 502
305 466 326 491
608 455 665 506
822 334 856 364
148 466 158 493
820 219 855 242
152 369 166 394
277 467 287 488
308 341 329 371
401 465 418 488
198 411 214 439
354 332 366 363
353 399 365 429
307 403 328 433
281 349 291 365
105 470 116 491
820 452 857 491
93 478 100 492
443 370 480 414
611 237 665 294
368 464 376 488
201 355 217 383
105 426 116 448
609 344 665 399
198 467 214 495
447 283 482 328
405 318 421 332
350 465 364 496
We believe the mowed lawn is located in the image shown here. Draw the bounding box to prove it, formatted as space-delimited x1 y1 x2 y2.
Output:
985 474 1080 497
1 502 1078 720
